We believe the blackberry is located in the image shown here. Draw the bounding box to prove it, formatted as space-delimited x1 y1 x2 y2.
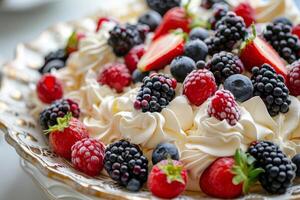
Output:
206 12 247 55
134 74 176 113
39 49 68 74
251 64 291 116
146 0 181 16
108 24 145 57
208 3 229 30
39 99 80 130
263 22 300 64
248 141 296 194
201 0 227 9
206 51 244 84
103 140 148 191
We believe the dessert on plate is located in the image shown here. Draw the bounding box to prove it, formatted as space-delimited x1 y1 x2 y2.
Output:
23 0 300 198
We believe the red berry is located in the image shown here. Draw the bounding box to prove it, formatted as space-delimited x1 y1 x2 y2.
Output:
71 138 105 176
37 74 63 104
207 89 241 126
233 2 256 28
200 157 243 199
292 24 300 39
183 69 217 106
48 114 89 160
97 63 131 93
148 159 187 199
124 45 145 73
287 60 300 96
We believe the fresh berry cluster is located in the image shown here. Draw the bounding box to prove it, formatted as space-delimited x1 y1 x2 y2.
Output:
251 64 291 116
134 74 177 113
248 141 296 194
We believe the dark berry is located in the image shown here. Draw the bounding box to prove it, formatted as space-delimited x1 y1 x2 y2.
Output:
207 51 244 84
170 56 196 82
146 0 181 16
184 39 208 62
292 154 300 177
39 49 67 74
138 11 162 32
152 143 179 165
248 141 296 194
132 69 149 83
224 74 253 102
272 17 293 27
189 27 209 41
251 64 291 116
208 3 229 30
104 140 148 191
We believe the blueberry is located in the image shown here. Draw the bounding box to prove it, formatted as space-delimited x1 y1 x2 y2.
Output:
170 56 196 83
132 69 149 83
224 74 253 102
273 17 293 26
39 59 65 74
184 39 208 62
152 142 179 165
126 178 142 191
189 27 209 41
292 154 300 177
138 11 162 32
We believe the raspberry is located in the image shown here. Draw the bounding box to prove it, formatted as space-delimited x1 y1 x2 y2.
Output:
287 60 300 96
71 138 105 176
36 74 63 104
183 69 217 106
124 45 145 73
97 63 131 93
207 89 241 125
233 2 256 28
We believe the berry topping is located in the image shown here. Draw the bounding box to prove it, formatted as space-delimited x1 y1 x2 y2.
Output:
36 74 63 104
292 154 300 177
251 64 291 116
103 140 149 191
146 0 181 16
71 138 105 176
97 63 131 93
152 143 179 165
65 31 85 55
39 98 80 130
108 24 145 57
170 56 196 83
189 27 209 41
183 69 217 106
39 49 67 74
263 22 300 64
287 60 300 96
233 2 256 28
138 10 162 32
184 39 208 62
134 73 176 113
207 89 241 125
240 25 287 79
207 51 244 84
132 69 149 83
47 113 89 160
273 17 293 27
208 3 229 30
248 141 296 194
96 17 115 32
200 149 263 199
224 74 253 102
124 45 145 73
138 33 185 72
148 159 187 198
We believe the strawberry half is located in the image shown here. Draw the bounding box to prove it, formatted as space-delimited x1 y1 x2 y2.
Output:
138 33 184 72
153 4 192 40
240 25 287 80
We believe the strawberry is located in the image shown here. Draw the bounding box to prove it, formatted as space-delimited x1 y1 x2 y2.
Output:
148 159 187 198
138 33 184 72
200 149 263 199
124 44 145 73
153 7 192 40
292 24 300 39
47 113 89 160
240 25 287 80
65 31 86 55
233 2 256 28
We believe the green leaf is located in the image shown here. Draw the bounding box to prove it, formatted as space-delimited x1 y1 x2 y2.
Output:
233 175 243 185
249 168 264 179
159 158 185 184
44 112 72 135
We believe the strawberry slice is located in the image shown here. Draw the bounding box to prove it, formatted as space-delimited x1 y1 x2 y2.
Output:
138 33 184 72
240 26 287 80
153 6 191 40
